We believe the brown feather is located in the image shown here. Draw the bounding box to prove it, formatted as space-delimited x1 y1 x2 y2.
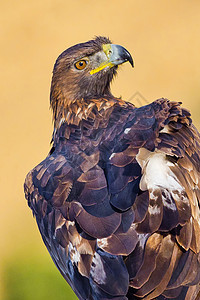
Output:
24 37 200 299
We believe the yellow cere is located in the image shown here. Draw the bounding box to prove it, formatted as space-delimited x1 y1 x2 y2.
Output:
90 43 114 75
102 43 112 55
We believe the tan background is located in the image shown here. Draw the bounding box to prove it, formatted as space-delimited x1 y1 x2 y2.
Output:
1 0 200 299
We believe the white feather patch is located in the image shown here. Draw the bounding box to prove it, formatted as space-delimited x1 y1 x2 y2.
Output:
161 189 177 211
69 242 80 265
59 118 66 127
137 233 149 248
90 253 106 285
136 148 183 192
109 153 116 160
124 127 131 134
97 238 108 249
159 125 170 134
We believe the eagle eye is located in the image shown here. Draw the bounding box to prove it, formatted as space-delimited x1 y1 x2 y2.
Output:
74 60 88 70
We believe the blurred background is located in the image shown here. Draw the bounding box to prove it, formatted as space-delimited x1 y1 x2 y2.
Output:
1 0 200 299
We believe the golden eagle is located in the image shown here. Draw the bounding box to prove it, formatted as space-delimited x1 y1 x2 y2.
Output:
24 36 200 299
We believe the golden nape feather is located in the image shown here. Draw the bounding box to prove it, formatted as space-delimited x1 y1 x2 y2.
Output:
24 36 200 299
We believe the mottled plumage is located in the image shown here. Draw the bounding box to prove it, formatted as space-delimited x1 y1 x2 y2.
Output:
25 36 200 299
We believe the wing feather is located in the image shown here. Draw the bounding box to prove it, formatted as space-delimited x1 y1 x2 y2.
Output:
25 98 200 299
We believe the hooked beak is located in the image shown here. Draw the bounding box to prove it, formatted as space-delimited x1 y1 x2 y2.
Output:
90 43 134 75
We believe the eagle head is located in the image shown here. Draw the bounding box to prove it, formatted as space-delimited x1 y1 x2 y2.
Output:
50 36 133 106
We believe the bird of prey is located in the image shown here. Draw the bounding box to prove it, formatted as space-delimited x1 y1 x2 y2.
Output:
24 36 200 299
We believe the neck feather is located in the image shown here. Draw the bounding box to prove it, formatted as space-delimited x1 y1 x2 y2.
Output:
51 96 126 130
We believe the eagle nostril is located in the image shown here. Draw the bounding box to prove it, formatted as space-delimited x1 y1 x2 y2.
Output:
107 49 113 57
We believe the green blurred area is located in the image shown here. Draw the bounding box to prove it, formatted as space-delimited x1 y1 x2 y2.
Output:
3 253 77 300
